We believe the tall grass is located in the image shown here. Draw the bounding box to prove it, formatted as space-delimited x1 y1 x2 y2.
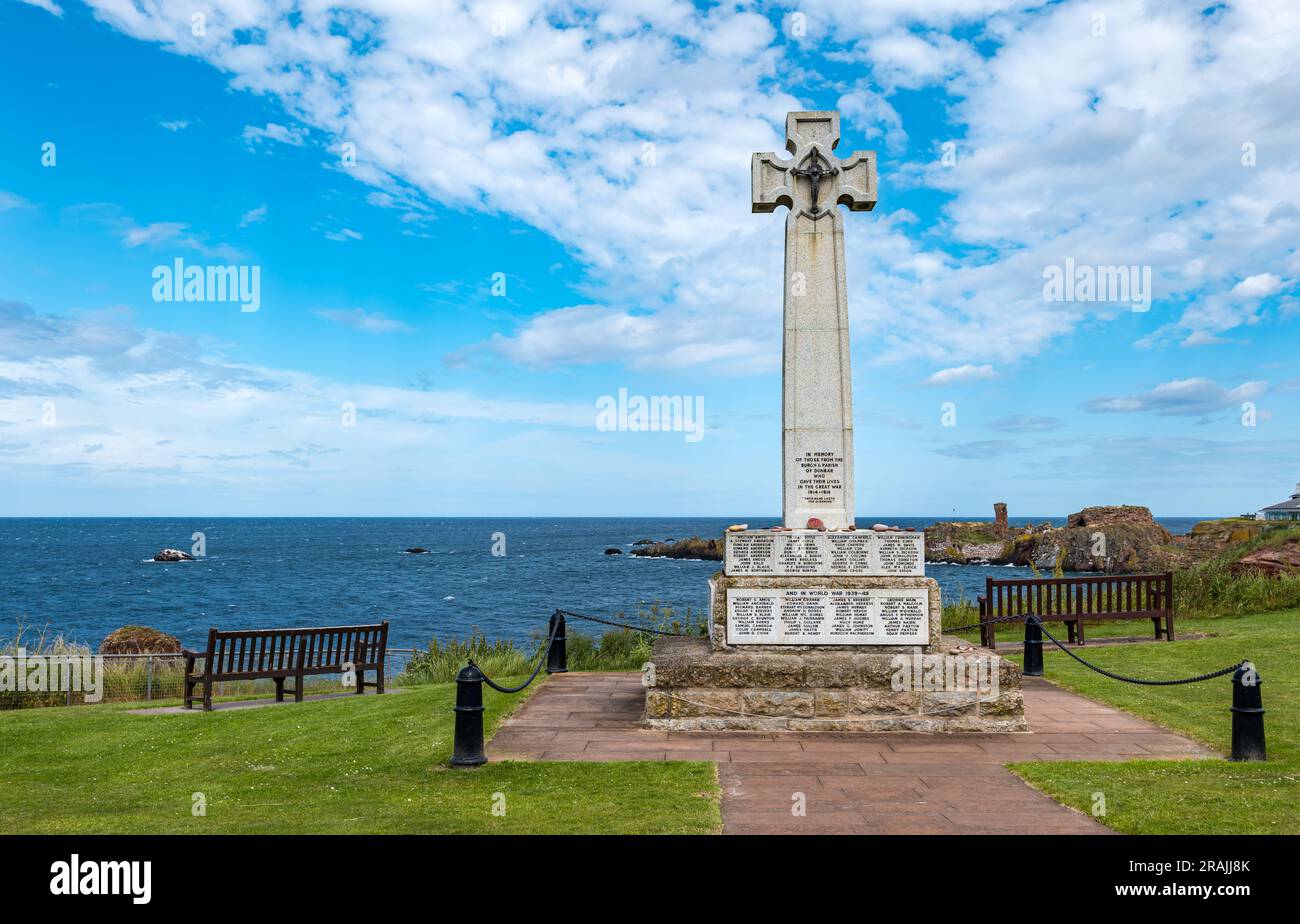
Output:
1176 562 1300 618
1174 527 1300 618
398 602 706 685
0 624 93 709
940 529 1300 625
0 622 195 709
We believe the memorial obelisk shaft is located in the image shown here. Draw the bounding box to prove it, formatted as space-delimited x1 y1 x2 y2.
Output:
641 110 1025 734
752 111 876 529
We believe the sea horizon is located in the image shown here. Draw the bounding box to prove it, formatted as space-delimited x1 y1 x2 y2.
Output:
1 514 1217 651
0 512 1232 520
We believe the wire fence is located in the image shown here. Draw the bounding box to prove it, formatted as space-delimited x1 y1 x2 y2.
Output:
0 648 426 711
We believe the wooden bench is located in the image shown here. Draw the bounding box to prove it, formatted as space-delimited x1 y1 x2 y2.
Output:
183 621 388 711
977 574 1173 648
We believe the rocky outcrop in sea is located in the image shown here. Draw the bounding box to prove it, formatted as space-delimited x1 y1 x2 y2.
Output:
152 548 194 562
925 505 1194 574
630 537 722 560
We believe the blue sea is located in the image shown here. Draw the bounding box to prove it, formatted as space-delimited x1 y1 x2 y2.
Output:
0 517 1210 649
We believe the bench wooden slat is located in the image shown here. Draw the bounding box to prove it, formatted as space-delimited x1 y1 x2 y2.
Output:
980 573 1173 648
183 621 389 711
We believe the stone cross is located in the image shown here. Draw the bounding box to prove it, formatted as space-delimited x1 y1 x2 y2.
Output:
752 111 877 530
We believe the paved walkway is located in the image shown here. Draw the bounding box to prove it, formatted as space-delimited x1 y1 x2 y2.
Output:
488 672 1217 834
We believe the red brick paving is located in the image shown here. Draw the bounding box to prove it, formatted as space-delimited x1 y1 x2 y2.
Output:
487 672 1218 834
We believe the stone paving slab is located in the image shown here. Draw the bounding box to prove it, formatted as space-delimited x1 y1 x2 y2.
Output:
488 672 1218 835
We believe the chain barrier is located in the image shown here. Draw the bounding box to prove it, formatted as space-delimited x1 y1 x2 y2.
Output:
473 617 562 694
454 609 1267 765
555 608 693 637
1031 617 1243 686
943 612 1027 634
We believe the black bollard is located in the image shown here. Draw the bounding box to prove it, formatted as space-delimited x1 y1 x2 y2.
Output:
1022 616 1044 677
451 663 487 767
1230 662 1266 762
546 612 568 674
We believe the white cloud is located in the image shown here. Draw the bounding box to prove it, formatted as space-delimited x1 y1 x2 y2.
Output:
1086 378 1269 417
18 0 63 16
923 364 997 386
934 439 1018 459
239 204 268 227
316 308 412 334
66 204 246 260
121 221 188 248
0 191 33 212
72 0 1300 375
157 119 189 132
1233 273 1283 298
241 122 308 147
837 85 908 153
988 414 1061 433
476 303 773 372
0 301 597 506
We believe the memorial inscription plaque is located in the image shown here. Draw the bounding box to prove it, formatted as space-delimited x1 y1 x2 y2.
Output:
725 587 929 645
723 530 923 577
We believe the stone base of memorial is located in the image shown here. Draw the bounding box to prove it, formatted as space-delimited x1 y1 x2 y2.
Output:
644 632 1026 732
642 530 1026 732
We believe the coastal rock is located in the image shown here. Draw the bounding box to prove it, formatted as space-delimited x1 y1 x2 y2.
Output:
1230 539 1300 578
993 502 1009 535
604 547 623 555
630 536 722 561
152 548 194 562
1179 518 1271 556
404 547 430 554
925 505 1192 573
99 625 183 656
1006 507 1190 573
1067 505 1164 529
924 522 1014 565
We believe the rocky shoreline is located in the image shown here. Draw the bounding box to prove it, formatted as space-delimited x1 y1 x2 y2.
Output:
925 505 1191 573
620 505 1300 575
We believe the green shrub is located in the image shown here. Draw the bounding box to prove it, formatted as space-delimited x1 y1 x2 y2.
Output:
397 602 707 685
1175 528 1300 618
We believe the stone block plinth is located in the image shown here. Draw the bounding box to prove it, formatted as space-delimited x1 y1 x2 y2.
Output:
643 636 1027 733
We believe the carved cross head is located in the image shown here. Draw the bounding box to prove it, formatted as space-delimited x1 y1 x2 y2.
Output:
752 111 877 219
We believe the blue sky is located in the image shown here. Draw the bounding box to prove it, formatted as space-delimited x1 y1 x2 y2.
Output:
2 0 1297 518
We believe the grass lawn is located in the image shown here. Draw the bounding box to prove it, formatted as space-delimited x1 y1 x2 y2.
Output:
1006 608 1300 834
0 677 721 834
